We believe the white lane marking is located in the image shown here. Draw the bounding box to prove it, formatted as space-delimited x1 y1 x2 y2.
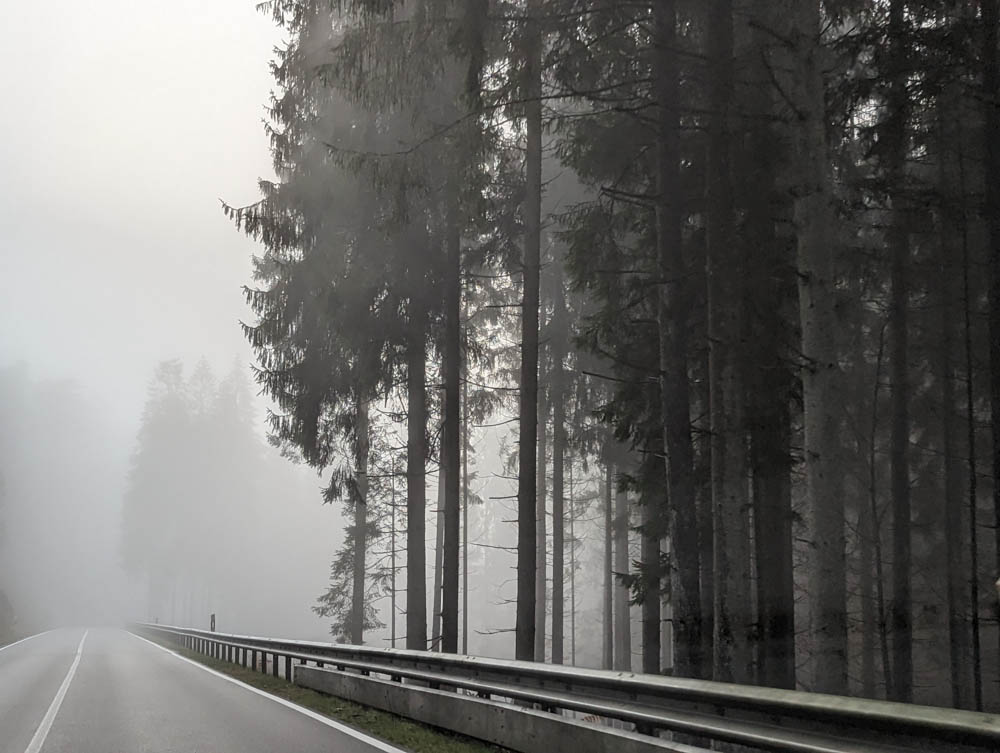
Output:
127 631 405 753
24 630 88 753
0 630 53 655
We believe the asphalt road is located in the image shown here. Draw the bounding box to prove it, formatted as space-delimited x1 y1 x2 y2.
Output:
0 627 403 753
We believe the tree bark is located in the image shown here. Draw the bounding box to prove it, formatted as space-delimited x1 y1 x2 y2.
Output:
962 154 984 710
613 468 632 671
885 0 912 703
788 0 848 694
432 443 445 649
654 0 703 681
641 444 662 675
859 500 875 697
515 0 541 662
535 330 548 661
462 366 470 654
870 325 893 699
349 398 370 645
406 294 428 651
551 261 567 665
603 463 614 670
706 0 751 685
981 0 1000 710
441 170 462 654
569 453 577 664
939 89 971 709
391 458 398 648
745 0 795 692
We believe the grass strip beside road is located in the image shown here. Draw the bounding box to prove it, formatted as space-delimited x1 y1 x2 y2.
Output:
160 641 511 753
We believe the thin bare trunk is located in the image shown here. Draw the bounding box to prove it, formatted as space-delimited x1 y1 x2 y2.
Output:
981 0 1000 706
603 463 613 670
515 0 541 662
441 172 462 654
962 152 984 709
613 468 632 672
349 398 370 645
391 458 397 649
641 480 661 674
939 92 971 708
870 324 892 699
406 293 428 651
569 455 577 665
432 450 445 649
886 0 912 703
859 502 875 697
535 358 548 661
551 263 567 665
462 370 469 654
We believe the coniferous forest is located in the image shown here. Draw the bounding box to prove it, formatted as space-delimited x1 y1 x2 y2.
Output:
195 0 1000 710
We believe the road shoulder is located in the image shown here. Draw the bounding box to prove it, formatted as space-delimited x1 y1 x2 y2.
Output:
132 632 510 753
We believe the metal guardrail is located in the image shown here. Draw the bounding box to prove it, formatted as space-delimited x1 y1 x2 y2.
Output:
136 623 1000 753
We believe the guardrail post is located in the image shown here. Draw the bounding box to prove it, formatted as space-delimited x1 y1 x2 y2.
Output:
285 656 292 682
272 653 279 678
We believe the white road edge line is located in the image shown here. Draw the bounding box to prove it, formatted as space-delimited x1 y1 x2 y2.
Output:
24 629 88 753
0 630 53 655
127 631 406 753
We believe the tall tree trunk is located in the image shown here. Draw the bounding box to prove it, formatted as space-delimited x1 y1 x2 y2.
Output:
613 469 632 671
641 445 662 675
603 463 614 670
746 0 795 691
406 295 428 651
789 0 847 694
939 91 971 709
942 256 969 710
391 458 398 649
432 447 445 649
706 0 751 685
551 262 567 665
462 367 470 654
859 500 876 697
569 453 577 665
886 0 912 703
349 398 370 645
441 171 462 654
696 367 715 673
981 0 1000 707
515 0 542 662
751 408 794 689
870 325 893 699
962 155 984 709
654 0 703 681
535 341 548 661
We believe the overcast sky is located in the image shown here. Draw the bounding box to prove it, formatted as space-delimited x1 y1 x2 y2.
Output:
0 0 280 431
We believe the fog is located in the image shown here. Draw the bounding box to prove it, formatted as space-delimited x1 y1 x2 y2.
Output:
0 1 528 652
0 0 343 641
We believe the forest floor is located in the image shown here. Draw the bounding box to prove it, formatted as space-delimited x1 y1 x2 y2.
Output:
155 640 512 753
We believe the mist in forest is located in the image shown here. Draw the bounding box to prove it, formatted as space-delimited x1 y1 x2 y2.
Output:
0 0 342 642
3 0 1000 722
